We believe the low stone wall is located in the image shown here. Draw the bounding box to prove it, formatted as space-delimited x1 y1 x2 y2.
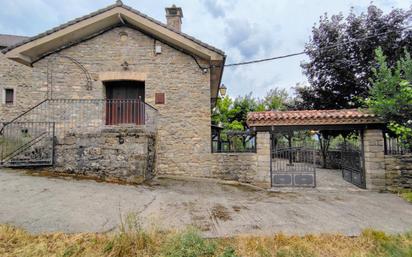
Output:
385 154 412 192
53 128 156 183
210 153 257 183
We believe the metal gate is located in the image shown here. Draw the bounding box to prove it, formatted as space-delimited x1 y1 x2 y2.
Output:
271 136 316 187
341 138 366 188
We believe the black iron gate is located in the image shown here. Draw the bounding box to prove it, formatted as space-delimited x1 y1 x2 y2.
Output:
0 122 55 167
271 135 316 188
341 134 366 188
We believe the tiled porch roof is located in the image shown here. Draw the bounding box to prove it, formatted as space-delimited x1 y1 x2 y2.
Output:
247 109 383 127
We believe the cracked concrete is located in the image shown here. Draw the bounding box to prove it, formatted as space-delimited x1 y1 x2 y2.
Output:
0 168 412 237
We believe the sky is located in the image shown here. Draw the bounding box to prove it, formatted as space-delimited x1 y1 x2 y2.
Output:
0 0 410 98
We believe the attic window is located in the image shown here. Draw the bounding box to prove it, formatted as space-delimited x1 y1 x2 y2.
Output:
119 32 128 42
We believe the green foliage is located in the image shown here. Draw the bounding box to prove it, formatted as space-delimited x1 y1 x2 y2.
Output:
160 228 216 257
219 247 239 257
366 48 412 143
297 5 412 110
264 88 290 111
401 192 412 203
363 230 412 257
212 88 293 131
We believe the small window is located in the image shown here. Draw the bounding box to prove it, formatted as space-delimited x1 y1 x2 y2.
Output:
155 93 165 104
4 89 14 105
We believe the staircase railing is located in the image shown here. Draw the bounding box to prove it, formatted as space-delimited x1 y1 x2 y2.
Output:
1 99 158 138
0 98 158 167
0 122 55 166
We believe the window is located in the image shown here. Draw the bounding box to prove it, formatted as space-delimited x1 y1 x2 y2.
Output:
4 88 14 105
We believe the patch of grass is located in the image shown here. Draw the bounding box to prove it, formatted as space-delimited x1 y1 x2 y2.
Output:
401 192 412 203
160 228 216 257
1 223 412 257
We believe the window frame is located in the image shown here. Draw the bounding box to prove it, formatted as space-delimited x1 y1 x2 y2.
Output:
3 88 15 105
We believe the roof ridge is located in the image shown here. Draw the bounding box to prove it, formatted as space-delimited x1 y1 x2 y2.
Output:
2 2 225 56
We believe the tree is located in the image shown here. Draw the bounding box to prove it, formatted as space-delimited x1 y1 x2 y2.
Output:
366 48 412 143
297 5 412 110
263 88 290 111
212 88 292 131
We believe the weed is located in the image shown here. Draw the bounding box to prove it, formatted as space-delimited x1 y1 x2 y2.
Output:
219 247 239 257
1 224 412 257
159 228 216 257
401 192 412 203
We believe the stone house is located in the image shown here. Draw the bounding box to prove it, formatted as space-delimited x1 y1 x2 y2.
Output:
1 1 410 191
0 1 265 185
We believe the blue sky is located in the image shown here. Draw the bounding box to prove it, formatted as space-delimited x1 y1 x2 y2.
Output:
0 0 410 98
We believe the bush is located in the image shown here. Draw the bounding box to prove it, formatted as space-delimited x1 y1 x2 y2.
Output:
159 228 216 257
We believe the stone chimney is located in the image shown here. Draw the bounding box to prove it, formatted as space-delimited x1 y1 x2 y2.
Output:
165 5 183 32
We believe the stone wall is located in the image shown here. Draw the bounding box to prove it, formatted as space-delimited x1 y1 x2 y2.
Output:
363 129 386 191
210 153 257 183
385 154 412 192
53 128 156 183
255 132 271 189
0 53 33 122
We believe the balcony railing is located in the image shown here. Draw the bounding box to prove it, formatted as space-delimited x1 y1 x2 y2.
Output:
1 99 158 139
384 133 412 155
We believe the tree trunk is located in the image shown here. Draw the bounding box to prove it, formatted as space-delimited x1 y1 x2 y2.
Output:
318 133 330 168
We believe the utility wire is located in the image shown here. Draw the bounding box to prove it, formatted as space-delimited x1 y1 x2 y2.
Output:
223 24 412 67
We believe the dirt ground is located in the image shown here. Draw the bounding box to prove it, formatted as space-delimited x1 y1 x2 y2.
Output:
0 168 411 237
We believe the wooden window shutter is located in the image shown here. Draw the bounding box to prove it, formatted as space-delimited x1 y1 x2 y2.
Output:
5 89 14 104
155 93 165 104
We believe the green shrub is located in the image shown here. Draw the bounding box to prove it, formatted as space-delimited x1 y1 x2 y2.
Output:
219 247 239 257
159 228 216 257
401 192 412 203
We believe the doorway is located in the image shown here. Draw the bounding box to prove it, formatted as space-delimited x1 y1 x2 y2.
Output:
105 80 145 125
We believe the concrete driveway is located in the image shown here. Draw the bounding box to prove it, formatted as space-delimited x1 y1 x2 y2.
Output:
0 168 411 237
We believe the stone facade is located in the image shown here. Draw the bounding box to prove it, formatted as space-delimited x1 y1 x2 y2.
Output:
363 129 386 191
254 132 271 189
210 153 257 183
53 127 155 183
1 26 271 187
0 53 33 122
385 154 412 192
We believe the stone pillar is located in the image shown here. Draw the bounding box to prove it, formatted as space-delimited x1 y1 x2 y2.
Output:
363 129 386 191
254 131 271 189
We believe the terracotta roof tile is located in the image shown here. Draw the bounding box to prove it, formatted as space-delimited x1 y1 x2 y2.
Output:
247 109 383 127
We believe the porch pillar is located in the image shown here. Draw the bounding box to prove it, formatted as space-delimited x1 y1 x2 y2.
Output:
254 131 271 189
363 129 386 191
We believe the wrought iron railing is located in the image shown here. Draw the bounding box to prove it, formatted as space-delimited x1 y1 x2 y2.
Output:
0 99 158 139
212 130 256 153
384 133 411 155
0 122 55 166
